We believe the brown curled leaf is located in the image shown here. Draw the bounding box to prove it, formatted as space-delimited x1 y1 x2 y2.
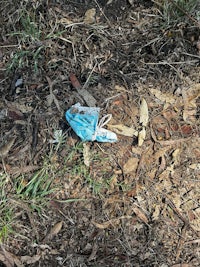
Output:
69 73 82 90
44 221 63 241
0 137 16 157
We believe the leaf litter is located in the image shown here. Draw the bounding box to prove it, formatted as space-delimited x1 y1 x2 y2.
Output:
0 0 200 266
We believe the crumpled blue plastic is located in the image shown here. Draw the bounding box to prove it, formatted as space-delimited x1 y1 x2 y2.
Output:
65 103 117 142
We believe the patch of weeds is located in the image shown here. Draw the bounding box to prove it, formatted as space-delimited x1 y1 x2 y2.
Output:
0 205 14 243
15 169 54 200
85 173 111 195
0 174 14 242
7 46 44 72
14 169 55 213
59 141 113 195
11 12 41 43
156 0 199 25
7 10 44 72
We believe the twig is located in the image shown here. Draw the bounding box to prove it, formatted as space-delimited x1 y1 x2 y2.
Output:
82 62 97 90
145 60 199 65
166 197 199 237
175 224 187 261
46 76 61 112
93 0 112 27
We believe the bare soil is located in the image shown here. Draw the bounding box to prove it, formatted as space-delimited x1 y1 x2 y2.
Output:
0 1 200 266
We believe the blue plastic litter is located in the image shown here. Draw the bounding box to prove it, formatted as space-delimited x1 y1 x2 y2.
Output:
65 103 117 142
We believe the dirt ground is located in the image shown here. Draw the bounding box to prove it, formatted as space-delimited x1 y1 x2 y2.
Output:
0 0 200 266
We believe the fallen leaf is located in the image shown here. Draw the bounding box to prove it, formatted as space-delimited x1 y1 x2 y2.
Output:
152 205 161 221
13 103 33 113
0 137 16 157
182 83 200 123
88 243 98 261
46 76 61 112
162 109 177 120
139 98 148 127
172 148 180 166
58 17 73 25
123 157 139 174
83 143 90 167
132 206 148 224
150 123 191 146
84 8 96 24
107 124 138 137
114 85 127 92
21 255 40 265
69 73 82 90
0 249 14 267
92 216 132 229
44 221 63 241
171 264 191 267
150 88 176 105
0 246 23 267
138 127 146 146
69 73 97 107
180 124 193 135
189 163 200 170
7 109 24 120
126 187 137 197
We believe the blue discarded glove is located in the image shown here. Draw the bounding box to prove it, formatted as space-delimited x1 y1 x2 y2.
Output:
65 103 117 142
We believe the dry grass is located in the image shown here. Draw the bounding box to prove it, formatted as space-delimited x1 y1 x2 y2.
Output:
0 0 200 266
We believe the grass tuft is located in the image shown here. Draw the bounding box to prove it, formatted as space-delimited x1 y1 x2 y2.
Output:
154 0 199 26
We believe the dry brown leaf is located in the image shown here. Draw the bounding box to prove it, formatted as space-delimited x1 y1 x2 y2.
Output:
21 255 40 265
0 250 14 267
139 98 148 127
13 102 33 113
182 83 200 123
189 163 200 170
46 76 61 112
191 208 200 231
123 157 139 174
150 88 176 105
114 85 127 92
150 123 191 146
0 137 16 157
58 17 73 25
132 206 148 224
152 205 161 221
172 148 180 166
138 127 146 146
107 124 138 137
109 175 118 190
92 216 132 229
84 8 96 24
83 143 90 167
156 169 172 192
88 243 98 261
131 146 143 155
92 220 113 229
44 221 63 241
69 73 97 106
171 264 191 267
0 246 23 267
